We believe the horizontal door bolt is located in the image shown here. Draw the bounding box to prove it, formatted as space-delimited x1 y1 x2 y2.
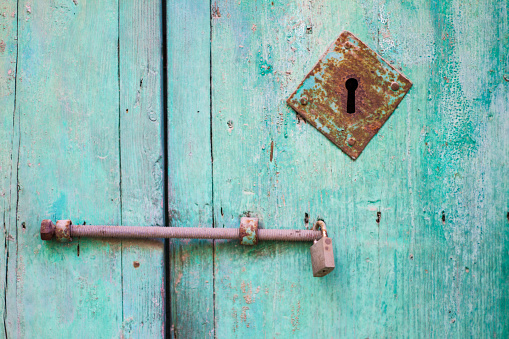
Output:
41 218 323 243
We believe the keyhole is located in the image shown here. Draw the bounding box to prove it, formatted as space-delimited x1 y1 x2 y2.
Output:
345 78 358 113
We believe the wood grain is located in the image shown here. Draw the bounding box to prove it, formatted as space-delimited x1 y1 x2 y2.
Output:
119 0 165 337
7 1 123 337
0 1 17 337
166 0 214 337
210 0 509 337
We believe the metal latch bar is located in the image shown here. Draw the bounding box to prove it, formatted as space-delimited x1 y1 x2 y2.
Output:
41 217 334 277
40 218 322 243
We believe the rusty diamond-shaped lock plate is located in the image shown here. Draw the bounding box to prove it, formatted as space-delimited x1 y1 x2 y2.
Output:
287 31 412 160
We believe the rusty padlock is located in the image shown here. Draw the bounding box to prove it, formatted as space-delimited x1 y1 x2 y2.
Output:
310 220 335 277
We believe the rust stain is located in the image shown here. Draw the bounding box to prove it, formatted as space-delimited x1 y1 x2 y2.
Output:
291 301 301 333
239 217 258 245
211 2 221 18
287 31 412 160
270 140 274 162
241 281 254 304
240 306 249 324
174 272 183 290
180 251 190 263
133 261 140 268
232 307 238 332
55 220 72 242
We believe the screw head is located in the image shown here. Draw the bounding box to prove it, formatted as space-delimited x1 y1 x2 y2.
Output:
391 82 400 91
300 96 308 105
347 138 356 146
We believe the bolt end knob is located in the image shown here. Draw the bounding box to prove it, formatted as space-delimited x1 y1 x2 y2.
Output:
40 219 55 240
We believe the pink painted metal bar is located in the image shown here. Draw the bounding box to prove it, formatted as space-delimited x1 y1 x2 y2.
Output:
40 219 323 242
72 225 321 241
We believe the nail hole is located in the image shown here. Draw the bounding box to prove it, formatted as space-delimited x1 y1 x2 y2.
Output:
133 261 140 268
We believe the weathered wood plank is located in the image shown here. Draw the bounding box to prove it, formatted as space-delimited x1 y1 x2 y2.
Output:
211 2 367 336
8 1 123 336
0 1 17 337
403 0 509 336
119 1 165 337
211 0 508 337
166 0 214 337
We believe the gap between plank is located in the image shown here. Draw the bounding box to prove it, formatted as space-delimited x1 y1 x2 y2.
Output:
161 0 172 337
209 0 217 335
4 1 21 336
116 0 124 330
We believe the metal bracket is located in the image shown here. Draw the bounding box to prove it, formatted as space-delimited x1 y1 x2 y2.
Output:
239 217 258 245
287 31 412 160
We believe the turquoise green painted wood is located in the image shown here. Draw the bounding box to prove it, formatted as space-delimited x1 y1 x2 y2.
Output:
120 0 165 337
0 1 165 337
210 0 509 337
9 1 122 336
166 0 214 337
0 1 17 337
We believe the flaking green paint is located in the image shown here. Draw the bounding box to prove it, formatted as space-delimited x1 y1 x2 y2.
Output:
258 49 274 77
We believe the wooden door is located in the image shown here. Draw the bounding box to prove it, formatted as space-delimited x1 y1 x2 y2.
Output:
1 0 508 338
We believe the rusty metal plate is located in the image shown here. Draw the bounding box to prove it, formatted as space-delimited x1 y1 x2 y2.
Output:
287 31 412 160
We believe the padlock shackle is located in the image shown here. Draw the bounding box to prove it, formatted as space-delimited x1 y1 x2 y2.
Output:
312 220 328 238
